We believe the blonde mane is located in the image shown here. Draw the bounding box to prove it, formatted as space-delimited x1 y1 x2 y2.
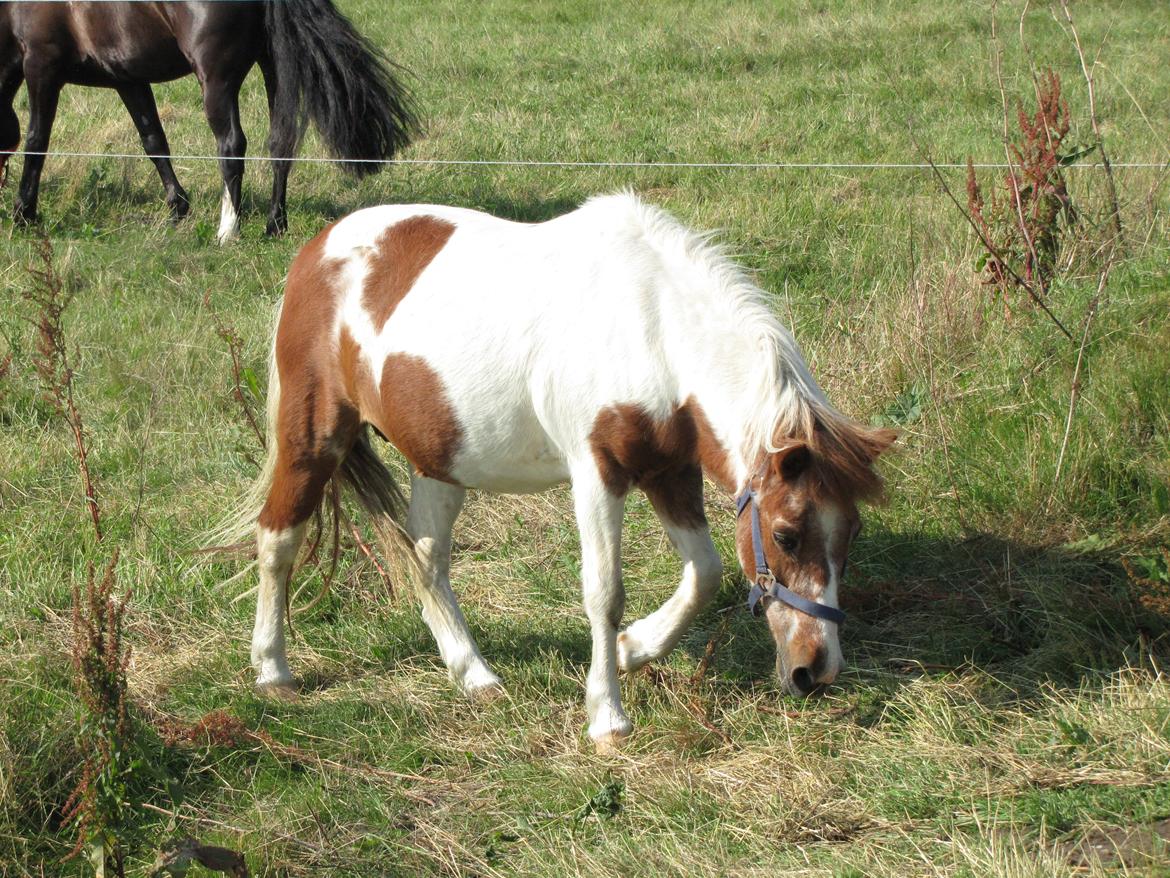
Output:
612 192 893 500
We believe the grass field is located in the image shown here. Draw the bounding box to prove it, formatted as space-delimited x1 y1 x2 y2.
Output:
2 1 1169 875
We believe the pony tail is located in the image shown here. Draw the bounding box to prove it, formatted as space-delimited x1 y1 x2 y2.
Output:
264 0 420 176
336 429 420 585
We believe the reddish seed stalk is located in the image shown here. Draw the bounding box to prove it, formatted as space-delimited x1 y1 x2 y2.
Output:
203 291 266 451
25 234 104 542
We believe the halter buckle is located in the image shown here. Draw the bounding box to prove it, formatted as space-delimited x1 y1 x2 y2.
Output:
747 575 775 617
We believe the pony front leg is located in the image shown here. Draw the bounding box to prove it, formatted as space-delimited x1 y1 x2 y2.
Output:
252 522 308 695
407 475 503 700
617 522 722 672
572 468 632 751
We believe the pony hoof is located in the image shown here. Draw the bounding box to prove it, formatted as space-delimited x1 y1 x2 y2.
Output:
255 680 298 701
466 680 506 704
461 667 506 703
591 730 630 755
615 631 651 673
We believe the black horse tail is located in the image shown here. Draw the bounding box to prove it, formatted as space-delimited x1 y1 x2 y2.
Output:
264 0 419 176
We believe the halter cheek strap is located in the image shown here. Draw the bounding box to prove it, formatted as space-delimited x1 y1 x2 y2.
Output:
735 488 846 626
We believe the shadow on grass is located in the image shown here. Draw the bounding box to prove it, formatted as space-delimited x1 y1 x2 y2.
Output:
674 528 1165 707
275 528 1164 712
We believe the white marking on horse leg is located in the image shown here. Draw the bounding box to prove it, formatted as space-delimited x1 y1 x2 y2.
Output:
217 184 240 244
572 466 632 747
407 475 502 698
617 523 721 672
252 522 307 691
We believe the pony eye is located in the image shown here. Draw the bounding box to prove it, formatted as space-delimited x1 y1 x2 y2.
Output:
773 530 799 552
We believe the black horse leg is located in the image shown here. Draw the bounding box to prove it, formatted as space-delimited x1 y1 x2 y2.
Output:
13 59 62 225
0 59 24 189
201 75 247 243
259 56 295 237
116 83 189 222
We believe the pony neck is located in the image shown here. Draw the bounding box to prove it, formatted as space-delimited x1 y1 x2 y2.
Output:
680 328 825 497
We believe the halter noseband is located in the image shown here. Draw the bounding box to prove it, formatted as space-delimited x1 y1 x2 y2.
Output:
735 487 846 626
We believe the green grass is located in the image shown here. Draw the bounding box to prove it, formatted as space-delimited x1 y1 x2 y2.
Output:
2 1 1169 875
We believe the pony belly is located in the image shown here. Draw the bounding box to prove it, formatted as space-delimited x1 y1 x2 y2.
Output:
448 427 570 494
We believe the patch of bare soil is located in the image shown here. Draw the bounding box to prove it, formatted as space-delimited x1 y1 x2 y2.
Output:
1062 819 1170 870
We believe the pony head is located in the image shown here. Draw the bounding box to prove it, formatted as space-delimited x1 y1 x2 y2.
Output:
736 419 896 695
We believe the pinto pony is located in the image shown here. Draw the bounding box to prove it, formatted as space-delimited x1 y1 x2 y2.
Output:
0 0 416 241
223 194 895 750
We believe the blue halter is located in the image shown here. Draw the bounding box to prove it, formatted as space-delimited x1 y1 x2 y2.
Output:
735 487 846 625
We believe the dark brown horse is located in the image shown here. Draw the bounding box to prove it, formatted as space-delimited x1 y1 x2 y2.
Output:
0 0 418 241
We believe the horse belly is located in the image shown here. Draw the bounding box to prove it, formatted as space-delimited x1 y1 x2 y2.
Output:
63 7 192 85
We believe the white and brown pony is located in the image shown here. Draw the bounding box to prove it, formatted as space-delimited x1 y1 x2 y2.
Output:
221 193 895 750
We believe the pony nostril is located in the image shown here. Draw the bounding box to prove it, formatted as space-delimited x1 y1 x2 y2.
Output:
790 666 816 695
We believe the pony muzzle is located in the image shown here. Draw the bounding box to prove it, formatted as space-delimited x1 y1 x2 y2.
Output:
765 601 842 696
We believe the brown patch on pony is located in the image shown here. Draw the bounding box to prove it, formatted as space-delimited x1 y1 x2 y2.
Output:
337 325 381 424
362 215 456 332
588 398 732 527
259 221 361 532
378 354 463 483
271 220 343 385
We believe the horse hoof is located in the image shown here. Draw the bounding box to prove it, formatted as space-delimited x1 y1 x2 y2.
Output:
255 680 298 701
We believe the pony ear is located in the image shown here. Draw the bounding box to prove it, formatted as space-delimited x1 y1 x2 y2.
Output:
865 427 899 461
772 441 812 483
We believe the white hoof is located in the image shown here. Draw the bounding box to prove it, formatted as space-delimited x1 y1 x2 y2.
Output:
616 627 657 673
588 707 633 752
255 679 298 701
458 664 505 702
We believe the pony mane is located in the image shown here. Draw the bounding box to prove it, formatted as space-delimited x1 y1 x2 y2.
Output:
587 191 893 502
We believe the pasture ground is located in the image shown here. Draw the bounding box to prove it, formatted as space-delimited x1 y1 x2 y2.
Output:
1 1 1168 875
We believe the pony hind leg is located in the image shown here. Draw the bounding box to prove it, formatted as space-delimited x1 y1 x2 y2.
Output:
252 520 308 695
407 474 503 700
251 393 360 694
616 466 723 673
571 465 633 750
116 83 190 222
